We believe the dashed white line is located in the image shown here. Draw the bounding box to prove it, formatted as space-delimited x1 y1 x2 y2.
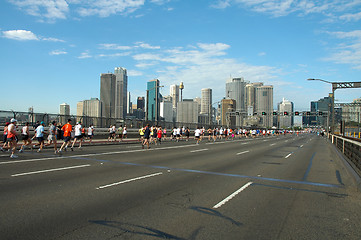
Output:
285 153 292 159
190 149 209 153
236 151 250 155
213 182 253 209
300 145 304 148
270 143 276 146
96 172 163 189
11 164 91 177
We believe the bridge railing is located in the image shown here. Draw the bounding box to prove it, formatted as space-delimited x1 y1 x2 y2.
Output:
330 134 361 177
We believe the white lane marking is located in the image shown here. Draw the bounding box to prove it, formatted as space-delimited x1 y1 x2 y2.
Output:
213 182 253 209
285 153 292 159
11 164 91 177
190 149 209 153
300 145 303 148
236 151 249 155
206 142 225 145
96 172 163 190
270 143 276 146
241 142 249 145
285 140 289 143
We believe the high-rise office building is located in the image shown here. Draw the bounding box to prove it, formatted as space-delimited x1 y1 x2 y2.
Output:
114 67 128 119
201 88 212 114
160 98 174 122
100 73 116 119
137 97 145 111
127 92 132 115
77 98 103 126
226 77 248 126
147 79 162 121
177 99 199 124
245 82 263 115
221 98 236 127
278 98 294 128
59 103 70 124
256 85 273 127
170 84 179 108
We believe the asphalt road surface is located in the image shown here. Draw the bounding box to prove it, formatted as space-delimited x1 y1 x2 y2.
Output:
1 134 361 240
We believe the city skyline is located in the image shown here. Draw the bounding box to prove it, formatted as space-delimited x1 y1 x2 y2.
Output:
1 1 361 114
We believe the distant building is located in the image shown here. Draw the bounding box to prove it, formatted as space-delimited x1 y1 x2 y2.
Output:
256 85 273 127
226 77 248 126
245 82 263 115
342 98 361 123
221 98 236 127
170 84 179 108
114 67 128 119
303 94 332 127
100 73 116 119
59 103 70 124
201 88 212 124
76 98 103 127
177 99 199 124
147 79 162 121
160 99 174 122
127 92 132 115
137 97 145 111
278 98 294 128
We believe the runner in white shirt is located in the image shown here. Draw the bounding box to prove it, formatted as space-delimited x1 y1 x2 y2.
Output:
71 122 83 150
19 122 33 153
87 125 94 144
195 127 202 145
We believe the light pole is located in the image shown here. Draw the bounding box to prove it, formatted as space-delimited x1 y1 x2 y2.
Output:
307 78 361 134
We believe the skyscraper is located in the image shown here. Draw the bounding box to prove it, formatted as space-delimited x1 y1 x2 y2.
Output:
127 92 132 115
221 98 236 127
100 73 116 119
76 98 103 126
177 99 199 124
114 67 128 119
137 97 145 111
59 103 70 124
256 85 273 127
170 84 179 108
147 79 162 121
201 88 212 115
278 98 294 128
226 77 248 126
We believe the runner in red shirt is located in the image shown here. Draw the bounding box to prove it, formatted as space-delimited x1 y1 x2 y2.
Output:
157 127 163 145
59 119 72 152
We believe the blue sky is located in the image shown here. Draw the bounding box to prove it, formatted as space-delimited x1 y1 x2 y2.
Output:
1 0 361 114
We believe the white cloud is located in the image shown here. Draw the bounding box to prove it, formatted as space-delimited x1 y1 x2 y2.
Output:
132 42 280 100
127 69 143 76
99 43 132 50
211 0 361 20
2 29 65 42
323 30 361 69
135 42 161 49
97 52 131 58
78 51 92 59
2 30 39 41
77 0 145 17
8 0 69 22
49 50 67 55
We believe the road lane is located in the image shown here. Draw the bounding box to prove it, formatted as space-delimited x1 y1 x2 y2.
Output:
1 134 360 239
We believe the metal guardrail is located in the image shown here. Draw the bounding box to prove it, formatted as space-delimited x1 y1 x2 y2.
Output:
330 134 361 177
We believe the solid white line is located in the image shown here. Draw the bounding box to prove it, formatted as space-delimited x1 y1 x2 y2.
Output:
213 182 253 209
285 153 292 159
206 142 225 145
241 142 249 145
96 172 163 189
190 149 208 153
11 164 91 177
236 151 249 155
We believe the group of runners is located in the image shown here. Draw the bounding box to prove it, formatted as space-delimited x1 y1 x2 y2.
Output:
1 119 300 157
1 119 95 158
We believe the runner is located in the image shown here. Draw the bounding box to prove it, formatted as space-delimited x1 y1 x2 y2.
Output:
117 125 123 142
1 122 10 151
157 127 163 145
19 122 32 152
34 121 45 152
59 119 72 152
207 127 213 141
139 126 145 142
45 121 58 154
123 125 127 139
185 127 190 141
194 127 201 145
142 124 151 149
87 125 94 144
71 121 83 150
152 126 158 145
7 119 18 158
163 128 167 141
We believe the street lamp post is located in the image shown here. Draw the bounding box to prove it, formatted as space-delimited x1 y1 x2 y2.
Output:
307 78 361 134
